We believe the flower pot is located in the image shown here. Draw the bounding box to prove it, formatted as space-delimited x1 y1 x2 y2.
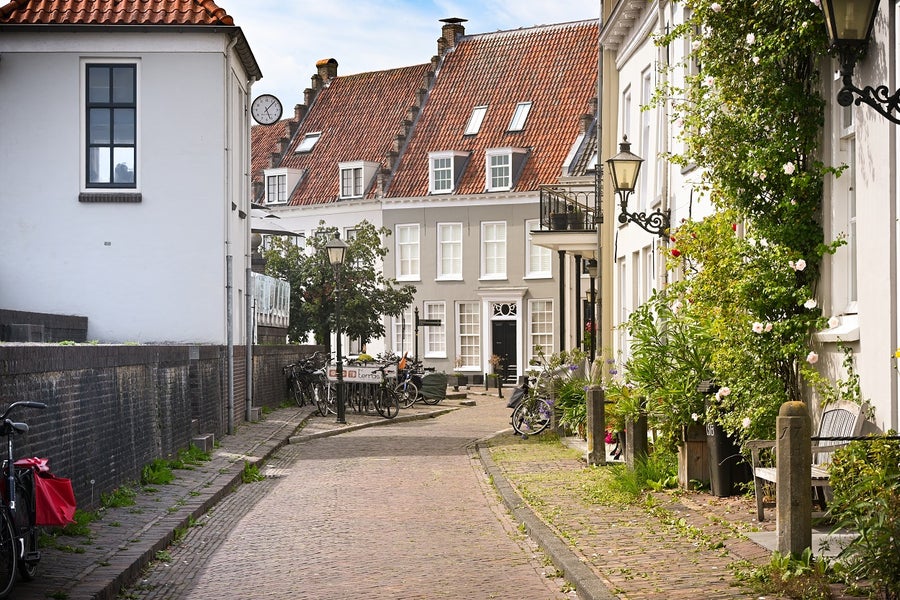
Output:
567 212 584 230
549 213 568 230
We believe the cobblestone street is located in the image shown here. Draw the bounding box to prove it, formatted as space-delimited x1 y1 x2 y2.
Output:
122 398 574 599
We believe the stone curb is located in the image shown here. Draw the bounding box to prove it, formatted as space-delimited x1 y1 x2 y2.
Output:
476 441 619 600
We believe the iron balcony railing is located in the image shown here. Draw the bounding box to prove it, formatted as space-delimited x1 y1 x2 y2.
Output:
538 176 600 232
252 272 290 329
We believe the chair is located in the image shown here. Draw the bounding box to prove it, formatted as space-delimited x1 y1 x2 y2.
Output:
745 400 868 521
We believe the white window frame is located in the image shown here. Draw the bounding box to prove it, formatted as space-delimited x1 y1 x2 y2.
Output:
396 223 420 281
527 299 554 364
508 101 532 131
486 151 511 191
456 301 481 370
392 307 413 356
437 222 463 280
428 150 468 194
339 165 363 198
639 67 652 211
423 301 447 358
464 105 488 135
525 219 551 278
481 221 507 280
266 173 287 204
296 131 321 153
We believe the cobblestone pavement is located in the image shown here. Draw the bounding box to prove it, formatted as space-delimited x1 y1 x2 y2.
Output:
12 389 791 600
121 396 575 599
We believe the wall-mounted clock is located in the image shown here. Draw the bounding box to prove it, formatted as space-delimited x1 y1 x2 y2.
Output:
251 94 283 125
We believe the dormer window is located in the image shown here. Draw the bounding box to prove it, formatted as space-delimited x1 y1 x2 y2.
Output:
296 132 321 153
464 106 487 135
263 167 304 205
428 151 469 194
484 147 528 192
338 160 380 199
507 101 532 131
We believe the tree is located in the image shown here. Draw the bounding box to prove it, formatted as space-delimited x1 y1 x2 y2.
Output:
262 221 416 349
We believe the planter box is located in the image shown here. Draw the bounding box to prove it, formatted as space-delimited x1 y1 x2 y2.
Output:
678 424 710 490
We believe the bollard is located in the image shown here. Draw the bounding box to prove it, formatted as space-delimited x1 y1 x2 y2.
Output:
625 413 648 469
776 401 812 555
586 386 606 466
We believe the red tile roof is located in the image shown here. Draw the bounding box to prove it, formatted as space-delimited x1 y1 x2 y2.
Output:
251 117 298 201
0 0 234 25
278 64 433 206
388 20 599 197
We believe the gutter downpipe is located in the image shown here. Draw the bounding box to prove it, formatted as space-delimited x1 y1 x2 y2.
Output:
657 0 671 292
225 35 239 435
596 2 605 356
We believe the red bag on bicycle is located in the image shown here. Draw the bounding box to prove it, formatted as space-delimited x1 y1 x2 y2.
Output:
16 457 76 527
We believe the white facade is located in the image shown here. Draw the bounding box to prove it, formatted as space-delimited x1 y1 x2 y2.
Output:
0 30 255 344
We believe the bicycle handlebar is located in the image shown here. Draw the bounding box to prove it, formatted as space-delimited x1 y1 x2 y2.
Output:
0 401 47 420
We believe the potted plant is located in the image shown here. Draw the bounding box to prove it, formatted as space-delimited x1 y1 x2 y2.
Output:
450 356 466 391
567 205 584 230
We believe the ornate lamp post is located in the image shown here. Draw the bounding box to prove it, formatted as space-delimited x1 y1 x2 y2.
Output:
326 234 349 424
606 136 670 238
821 0 899 123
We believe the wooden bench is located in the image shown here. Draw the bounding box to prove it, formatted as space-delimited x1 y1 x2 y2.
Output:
745 400 868 521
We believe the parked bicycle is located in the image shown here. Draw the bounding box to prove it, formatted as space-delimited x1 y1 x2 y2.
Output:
284 352 332 413
508 361 561 437
0 400 53 598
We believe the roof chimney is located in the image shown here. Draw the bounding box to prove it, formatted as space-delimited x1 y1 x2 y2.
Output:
316 58 338 81
439 18 466 52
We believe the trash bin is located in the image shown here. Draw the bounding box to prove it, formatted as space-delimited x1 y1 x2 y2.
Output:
705 421 752 497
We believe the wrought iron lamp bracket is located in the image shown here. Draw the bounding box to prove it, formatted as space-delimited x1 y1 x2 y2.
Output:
617 194 670 238
834 43 900 125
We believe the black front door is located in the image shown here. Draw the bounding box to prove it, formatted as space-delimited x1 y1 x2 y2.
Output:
491 321 517 383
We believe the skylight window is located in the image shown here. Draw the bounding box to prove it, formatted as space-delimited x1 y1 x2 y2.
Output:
507 102 532 132
296 132 321 153
464 106 487 135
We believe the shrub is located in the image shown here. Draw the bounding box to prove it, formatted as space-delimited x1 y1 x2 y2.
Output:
828 434 900 599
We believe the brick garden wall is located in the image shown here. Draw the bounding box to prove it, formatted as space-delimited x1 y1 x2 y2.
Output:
0 343 321 511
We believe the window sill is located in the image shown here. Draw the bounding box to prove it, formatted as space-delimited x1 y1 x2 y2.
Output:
524 274 552 280
435 276 463 282
79 192 142 203
479 275 507 281
397 276 421 283
424 353 447 359
813 314 860 343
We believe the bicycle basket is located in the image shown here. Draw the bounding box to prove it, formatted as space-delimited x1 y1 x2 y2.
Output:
506 385 527 409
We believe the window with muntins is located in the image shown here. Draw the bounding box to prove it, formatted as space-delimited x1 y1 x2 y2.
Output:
481 221 507 279
424 301 447 358
340 167 363 198
437 223 463 280
396 224 420 281
267 174 287 204
525 219 551 278
393 308 413 355
456 302 480 369
489 154 511 190
528 299 553 362
86 64 136 187
432 157 453 192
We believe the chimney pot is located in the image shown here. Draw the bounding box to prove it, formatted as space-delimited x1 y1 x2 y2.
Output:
316 58 338 81
439 17 467 49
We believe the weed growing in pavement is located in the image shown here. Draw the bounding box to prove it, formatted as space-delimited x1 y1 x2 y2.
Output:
155 550 173 563
49 591 68 600
732 549 833 600
240 460 265 483
141 459 174 486
102 485 137 508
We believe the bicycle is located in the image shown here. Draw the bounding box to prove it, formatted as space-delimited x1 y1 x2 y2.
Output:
0 400 48 598
373 364 400 419
284 352 329 409
509 361 563 436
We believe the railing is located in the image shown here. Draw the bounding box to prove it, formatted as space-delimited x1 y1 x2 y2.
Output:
252 272 290 329
538 176 600 232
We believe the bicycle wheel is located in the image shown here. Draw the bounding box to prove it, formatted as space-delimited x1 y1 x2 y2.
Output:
512 398 552 436
14 472 37 580
395 381 418 408
0 510 18 599
318 381 337 416
375 387 400 419
290 377 304 407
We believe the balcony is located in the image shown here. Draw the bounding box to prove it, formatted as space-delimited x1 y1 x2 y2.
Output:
252 272 290 330
531 177 599 258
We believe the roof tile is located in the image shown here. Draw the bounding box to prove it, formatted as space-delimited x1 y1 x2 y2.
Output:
0 0 235 26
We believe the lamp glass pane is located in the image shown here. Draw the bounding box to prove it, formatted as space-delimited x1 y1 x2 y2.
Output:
825 0 879 42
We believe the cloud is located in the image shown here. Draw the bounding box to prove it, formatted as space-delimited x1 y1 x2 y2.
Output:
224 0 598 109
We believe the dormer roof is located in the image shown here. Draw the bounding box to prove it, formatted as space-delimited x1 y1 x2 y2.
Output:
276 63 433 206
387 19 599 198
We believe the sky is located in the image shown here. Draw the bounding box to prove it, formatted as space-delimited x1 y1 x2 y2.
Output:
224 0 600 114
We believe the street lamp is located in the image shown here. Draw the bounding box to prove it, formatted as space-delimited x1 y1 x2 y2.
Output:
821 0 900 123
607 136 670 238
325 234 349 424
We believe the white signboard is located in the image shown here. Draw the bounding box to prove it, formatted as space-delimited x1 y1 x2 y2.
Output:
327 363 398 383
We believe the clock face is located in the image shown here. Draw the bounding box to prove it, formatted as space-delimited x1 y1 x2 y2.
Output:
251 94 283 125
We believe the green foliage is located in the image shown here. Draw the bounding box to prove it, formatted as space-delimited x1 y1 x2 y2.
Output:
169 444 211 469
646 0 848 442
241 461 265 483
601 448 678 502
263 220 416 345
555 376 588 434
101 485 136 508
828 434 900 599
141 459 174 486
734 549 832 600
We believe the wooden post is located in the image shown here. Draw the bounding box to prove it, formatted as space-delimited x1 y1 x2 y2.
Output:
776 401 812 555
586 386 606 466
625 413 648 469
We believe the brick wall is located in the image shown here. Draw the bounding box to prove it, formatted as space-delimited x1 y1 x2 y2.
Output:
0 343 320 511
